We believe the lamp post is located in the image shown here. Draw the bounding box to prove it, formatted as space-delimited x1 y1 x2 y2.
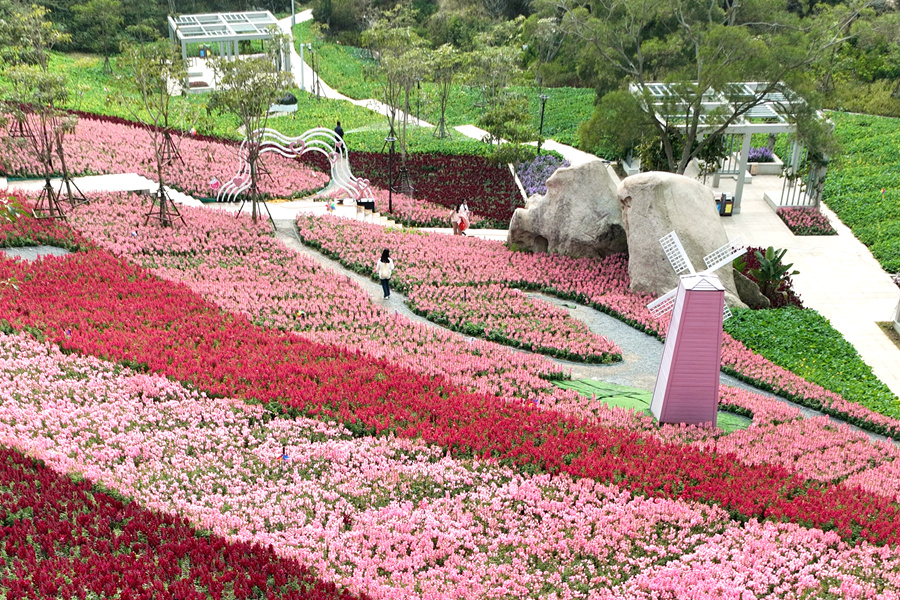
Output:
415 78 422 125
299 43 311 92
537 94 549 156
291 0 295 26
385 136 396 214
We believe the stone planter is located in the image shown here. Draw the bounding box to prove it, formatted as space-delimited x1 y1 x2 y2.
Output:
747 152 784 176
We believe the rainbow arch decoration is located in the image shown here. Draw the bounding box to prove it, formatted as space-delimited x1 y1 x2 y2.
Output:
215 127 372 203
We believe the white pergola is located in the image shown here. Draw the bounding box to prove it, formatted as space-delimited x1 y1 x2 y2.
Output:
167 11 291 72
630 82 821 213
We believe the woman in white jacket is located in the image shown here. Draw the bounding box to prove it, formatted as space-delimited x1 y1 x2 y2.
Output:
374 248 395 299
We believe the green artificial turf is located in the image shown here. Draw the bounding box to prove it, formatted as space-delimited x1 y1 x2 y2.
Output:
554 379 752 433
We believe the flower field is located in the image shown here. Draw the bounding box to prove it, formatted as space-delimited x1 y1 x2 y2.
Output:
405 283 622 363
0 443 366 600
0 114 327 200
300 150 522 226
2 333 899 597
0 192 899 594
294 214 900 437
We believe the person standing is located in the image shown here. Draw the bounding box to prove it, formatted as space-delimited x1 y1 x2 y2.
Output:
450 205 461 236
335 121 346 150
374 248 394 299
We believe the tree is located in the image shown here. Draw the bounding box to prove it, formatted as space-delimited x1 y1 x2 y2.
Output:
363 8 427 176
430 44 461 139
207 30 294 224
465 35 520 107
2 67 75 218
477 92 535 165
71 0 124 74
551 0 859 173
0 1 79 217
116 39 192 227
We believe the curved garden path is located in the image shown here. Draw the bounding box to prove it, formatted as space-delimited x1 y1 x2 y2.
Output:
272 219 893 445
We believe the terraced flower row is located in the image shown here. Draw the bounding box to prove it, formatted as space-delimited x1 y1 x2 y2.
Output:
0 114 329 199
294 214 900 437
0 443 366 600
406 283 622 363
1 332 898 598
2 197 900 545
63 194 900 499
0 112 494 227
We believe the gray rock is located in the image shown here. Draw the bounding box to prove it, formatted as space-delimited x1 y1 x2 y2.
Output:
733 269 771 309
507 161 627 258
617 171 746 308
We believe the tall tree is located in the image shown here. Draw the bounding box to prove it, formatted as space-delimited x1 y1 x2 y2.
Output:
71 0 124 74
551 0 859 173
207 30 294 224
363 7 427 170
0 1 79 217
430 44 461 139
117 39 190 227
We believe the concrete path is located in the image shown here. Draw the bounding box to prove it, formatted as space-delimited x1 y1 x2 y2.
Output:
277 11 433 129
712 174 900 397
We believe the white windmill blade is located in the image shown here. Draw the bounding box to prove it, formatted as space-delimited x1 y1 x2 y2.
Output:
723 304 733 322
659 231 695 275
702 237 746 274
647 287 678 318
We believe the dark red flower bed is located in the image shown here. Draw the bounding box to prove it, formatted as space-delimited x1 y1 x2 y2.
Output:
301 151 522 226
1 248 899 546
0 447 367 600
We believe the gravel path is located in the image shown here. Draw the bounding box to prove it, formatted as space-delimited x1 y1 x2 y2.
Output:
273 221 894 445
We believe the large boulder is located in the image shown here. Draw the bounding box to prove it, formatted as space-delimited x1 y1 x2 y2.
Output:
507 161 627 258
617 171 746 307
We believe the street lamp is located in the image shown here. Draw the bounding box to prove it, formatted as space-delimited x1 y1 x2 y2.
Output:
299 43 311 92
291 0 295 26
385 136 397 214
415 78 422 125
537 94 549 155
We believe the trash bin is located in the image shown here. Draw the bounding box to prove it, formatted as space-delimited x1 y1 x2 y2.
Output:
199 47 207 58
719 193 735 216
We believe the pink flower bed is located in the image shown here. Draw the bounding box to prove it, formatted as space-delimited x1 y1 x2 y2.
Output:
0 115 329 199
296 214 900 438
406 283 622 363
2 331 900 598
777 207 837 235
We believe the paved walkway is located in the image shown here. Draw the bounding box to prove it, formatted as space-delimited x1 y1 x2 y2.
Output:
277 11 433 128
711 174 900 397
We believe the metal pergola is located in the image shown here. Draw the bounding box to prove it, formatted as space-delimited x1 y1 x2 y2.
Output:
630 82 824 213
167 11 290 72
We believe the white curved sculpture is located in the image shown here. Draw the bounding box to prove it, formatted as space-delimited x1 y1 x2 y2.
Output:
216 127 372 203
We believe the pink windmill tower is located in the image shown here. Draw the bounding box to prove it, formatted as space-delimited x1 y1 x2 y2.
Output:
646 231 746 426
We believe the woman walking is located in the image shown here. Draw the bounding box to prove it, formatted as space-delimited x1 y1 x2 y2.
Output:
374 248 394 300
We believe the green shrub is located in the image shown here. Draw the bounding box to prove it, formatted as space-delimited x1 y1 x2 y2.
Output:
725 307 899 418
823 112 900 273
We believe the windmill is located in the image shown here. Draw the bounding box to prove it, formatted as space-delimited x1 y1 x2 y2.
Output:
646 231 746 426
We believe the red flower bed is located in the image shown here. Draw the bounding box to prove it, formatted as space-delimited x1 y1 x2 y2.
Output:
0 446 367 600
2 248 900 546
0 192 85 251
302 151 522 225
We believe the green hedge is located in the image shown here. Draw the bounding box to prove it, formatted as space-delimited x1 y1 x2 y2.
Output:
724 307 899 418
